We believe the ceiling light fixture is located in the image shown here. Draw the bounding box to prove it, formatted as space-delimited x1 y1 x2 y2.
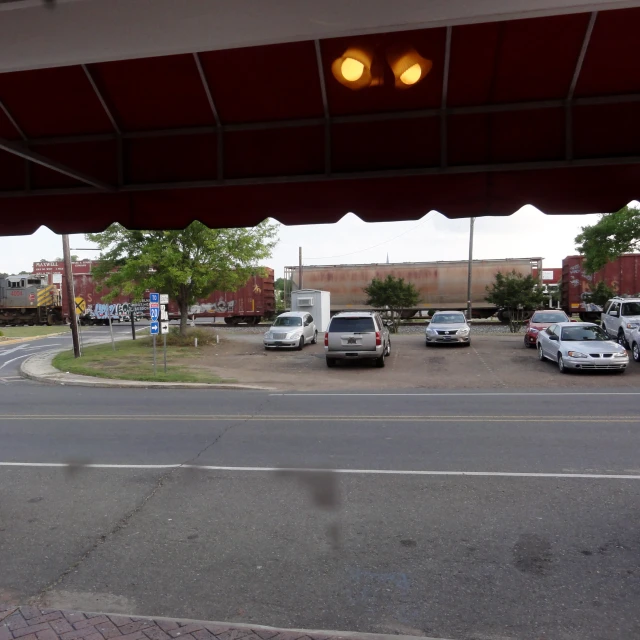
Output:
386 45 432 89
331 46 382 90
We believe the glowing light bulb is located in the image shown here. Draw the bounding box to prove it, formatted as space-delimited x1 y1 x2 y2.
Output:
341 58 364 82
400 63 421 85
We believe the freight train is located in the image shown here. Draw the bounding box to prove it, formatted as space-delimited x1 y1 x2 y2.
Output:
561 254 640 321
0 273 64 325
285 258 543 319
30 261 275 325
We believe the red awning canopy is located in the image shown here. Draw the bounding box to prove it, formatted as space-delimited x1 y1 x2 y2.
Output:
1 6 639 235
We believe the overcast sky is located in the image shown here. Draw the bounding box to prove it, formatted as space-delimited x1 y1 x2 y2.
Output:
0 204 626 278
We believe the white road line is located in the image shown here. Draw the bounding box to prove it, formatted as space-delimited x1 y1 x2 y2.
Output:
271 392 640 397
1 462 639 480
0 354 35 370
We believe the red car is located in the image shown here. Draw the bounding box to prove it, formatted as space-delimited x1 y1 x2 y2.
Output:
523 310 570 348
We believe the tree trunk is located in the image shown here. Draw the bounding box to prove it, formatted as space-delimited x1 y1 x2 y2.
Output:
179 296 189 337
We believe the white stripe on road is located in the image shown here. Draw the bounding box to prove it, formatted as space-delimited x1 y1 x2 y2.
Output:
1 461 640 480
271 392 640 397
0 354 35 370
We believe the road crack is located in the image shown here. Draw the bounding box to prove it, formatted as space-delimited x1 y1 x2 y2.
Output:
30 394 275 605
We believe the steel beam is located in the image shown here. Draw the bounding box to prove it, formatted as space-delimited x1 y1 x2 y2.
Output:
23 92 640 148
440 26 452 168
193 53 223 180
0 137 114 191
566 12 597 160
314 40 331 175
1 154 638 199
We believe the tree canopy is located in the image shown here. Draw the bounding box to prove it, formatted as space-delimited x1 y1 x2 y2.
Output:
364 275 420 332
575 205 640 273
485 271 544 332
86 221 278 335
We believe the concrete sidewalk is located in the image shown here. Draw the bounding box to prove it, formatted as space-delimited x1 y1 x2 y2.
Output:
0 607 442 640
19 348 271 391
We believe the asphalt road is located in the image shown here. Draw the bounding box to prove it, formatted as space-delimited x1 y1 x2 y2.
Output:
1 337 640 640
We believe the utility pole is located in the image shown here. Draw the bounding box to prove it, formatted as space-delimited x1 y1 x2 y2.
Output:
62 234 81 358
466 217 476 320
299 246 303 290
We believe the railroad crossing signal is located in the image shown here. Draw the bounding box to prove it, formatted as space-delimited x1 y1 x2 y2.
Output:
75 296 86 314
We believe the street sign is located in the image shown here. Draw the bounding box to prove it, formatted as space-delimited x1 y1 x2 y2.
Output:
150 321 159 335
75 296 86 314
160 304 168 321
160 294 169 304
150 293 159 303
150 307 159 320
160 322 169 334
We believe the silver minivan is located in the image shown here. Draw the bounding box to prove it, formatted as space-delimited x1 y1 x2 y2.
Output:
324 311 390 368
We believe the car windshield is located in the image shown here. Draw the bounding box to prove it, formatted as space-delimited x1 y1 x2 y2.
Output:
561 325 609 341
273 316 302 327
329 317 375 332
621 302 640 315
531 311 568 323
431 314 466 324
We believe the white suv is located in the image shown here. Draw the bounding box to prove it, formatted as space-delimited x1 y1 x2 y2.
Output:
601 297 640 348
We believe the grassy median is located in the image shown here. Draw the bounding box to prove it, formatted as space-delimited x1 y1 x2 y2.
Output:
52 335 235 384
0 326 70 339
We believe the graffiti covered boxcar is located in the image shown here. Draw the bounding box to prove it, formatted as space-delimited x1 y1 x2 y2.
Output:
32 261 275 324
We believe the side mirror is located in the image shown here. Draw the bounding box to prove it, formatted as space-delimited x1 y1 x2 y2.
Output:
549 334 560 341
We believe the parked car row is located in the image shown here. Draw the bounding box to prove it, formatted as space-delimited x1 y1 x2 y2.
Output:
264 301 639 375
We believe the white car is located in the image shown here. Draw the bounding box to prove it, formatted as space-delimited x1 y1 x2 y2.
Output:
537 321 628 373
264 311 317 350
601 297 640 348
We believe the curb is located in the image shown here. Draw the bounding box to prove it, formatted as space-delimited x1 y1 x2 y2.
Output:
3 606 450 640
19 348 273 391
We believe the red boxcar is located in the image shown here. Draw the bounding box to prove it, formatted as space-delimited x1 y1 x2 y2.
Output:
33 261 275 324
561 254 640 320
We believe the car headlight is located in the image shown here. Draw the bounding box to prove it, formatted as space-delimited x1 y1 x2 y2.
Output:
426 328 437 335
457 328 470 335
614 351 628 357
287 331 301 339
626 323 639 329
567 351 588 358
528 327 539 334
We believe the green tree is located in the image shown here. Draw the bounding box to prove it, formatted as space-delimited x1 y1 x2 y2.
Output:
364 275 420 333
485 271 545 333
55 255 79 262
86 221 278 336
575 205 640 274
583 280 617 308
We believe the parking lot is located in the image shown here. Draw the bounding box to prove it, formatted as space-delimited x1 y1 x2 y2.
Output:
192 331 640 391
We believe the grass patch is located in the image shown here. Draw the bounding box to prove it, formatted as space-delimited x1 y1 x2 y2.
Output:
0 325 70 338
53 336 235 384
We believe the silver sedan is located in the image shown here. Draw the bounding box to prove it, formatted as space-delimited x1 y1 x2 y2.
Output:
536 321 628 373
425 311 471 346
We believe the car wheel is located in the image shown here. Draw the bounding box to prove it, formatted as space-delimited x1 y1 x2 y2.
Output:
311 330 318 344
523 336 531 348
385 339 391 356
326 357 336 368
618 329 629 349
376 352 386 368
538 344 546 361
633 342 640 362
558 354 568 374
298 336 305 350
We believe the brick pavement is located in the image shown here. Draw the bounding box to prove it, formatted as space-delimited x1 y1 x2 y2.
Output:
0 606 430 640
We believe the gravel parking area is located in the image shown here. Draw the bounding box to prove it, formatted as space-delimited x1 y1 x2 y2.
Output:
184 330 640 391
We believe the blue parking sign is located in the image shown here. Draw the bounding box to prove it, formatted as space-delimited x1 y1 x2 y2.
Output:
150 321 159 335
149 293 159 303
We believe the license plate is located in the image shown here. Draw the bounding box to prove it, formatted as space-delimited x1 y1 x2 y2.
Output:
274 341 283 345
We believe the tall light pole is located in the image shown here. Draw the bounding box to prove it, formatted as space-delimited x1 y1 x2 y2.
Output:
466 217 476 320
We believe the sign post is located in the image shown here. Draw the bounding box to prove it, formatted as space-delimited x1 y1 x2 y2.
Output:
160 297 169 374
149 293 160 375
